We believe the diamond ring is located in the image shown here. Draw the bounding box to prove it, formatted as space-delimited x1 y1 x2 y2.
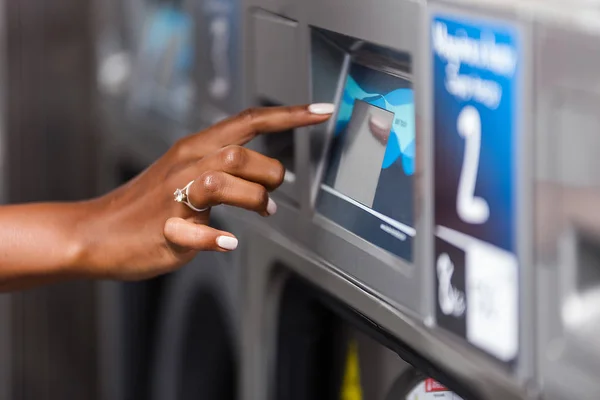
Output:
174 180 208 212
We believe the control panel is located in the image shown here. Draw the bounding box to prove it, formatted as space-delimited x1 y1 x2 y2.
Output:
314 31 415 262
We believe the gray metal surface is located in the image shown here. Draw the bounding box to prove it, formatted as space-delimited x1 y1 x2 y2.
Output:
239 229 527 400
235 0 600 399
242 0 427 321
243 8 304 202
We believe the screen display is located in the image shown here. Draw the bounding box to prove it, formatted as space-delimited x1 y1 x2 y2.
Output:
317 61 416 262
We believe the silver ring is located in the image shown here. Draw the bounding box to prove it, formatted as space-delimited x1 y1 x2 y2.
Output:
174 180 208 212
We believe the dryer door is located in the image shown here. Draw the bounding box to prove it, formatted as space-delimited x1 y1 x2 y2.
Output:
239 233 501 400
273 275 466 400
150 218 239 400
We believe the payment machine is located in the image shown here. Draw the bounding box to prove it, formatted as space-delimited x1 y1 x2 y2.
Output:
234 0 600 399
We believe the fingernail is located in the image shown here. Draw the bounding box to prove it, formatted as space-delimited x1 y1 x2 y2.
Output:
308 103 335 115
267 197 278 215
216 236 238 251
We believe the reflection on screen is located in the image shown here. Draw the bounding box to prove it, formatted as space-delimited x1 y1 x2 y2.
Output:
317 61 415 262
333 100 393 208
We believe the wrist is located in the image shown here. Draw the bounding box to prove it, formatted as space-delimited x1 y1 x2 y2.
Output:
67 198 111 279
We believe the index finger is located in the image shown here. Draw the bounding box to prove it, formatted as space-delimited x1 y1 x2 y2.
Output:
189 103 335 151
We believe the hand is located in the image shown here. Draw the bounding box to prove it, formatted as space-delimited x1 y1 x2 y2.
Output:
78 104 334 280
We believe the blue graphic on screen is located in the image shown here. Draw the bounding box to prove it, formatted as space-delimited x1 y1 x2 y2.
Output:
336 72 415 175
318 62 415 262
432 15 520 252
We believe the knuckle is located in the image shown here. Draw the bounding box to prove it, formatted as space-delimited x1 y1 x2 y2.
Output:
172 138 190 159
220 145 246 170
284 105 296 117
198 171 224 195
253 187 269 210
239 107 258 125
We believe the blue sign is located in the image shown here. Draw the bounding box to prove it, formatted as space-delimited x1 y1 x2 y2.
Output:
432 14 520 364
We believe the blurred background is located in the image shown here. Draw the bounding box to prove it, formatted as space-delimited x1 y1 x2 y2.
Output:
2 0 98 398
1 0 242 398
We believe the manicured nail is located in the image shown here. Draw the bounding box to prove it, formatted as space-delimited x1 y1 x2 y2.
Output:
267 197 278 215
216 236 238 251
308 103 335 115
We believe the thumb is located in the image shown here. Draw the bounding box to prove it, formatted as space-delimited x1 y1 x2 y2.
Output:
163 217 238 252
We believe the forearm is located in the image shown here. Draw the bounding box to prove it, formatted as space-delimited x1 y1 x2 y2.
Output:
0 201 93 291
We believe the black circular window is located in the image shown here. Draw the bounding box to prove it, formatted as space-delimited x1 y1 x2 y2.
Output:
178 289 236 400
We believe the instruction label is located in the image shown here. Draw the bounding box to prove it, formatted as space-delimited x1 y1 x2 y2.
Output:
432 13 520 363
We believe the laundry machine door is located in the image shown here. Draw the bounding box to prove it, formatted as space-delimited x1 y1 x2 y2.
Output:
273 275 466 400
150 217 239 400
241 233 525 400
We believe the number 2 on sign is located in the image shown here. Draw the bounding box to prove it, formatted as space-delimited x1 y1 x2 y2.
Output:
456 106 489 224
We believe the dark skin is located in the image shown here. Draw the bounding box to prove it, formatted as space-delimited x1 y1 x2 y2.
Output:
0 104 333 292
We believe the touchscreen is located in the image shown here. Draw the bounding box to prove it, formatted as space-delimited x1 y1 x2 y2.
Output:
317 61 415 262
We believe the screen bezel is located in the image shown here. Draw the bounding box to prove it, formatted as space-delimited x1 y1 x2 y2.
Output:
312 49 416 266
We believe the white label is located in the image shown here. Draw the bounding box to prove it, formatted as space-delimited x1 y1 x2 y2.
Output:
466 242 518 361
405 379 464 400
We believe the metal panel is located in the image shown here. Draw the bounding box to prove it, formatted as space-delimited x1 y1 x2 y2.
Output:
240 230 527 400
252 11 299 105
244 9 303 202
247 0 429 319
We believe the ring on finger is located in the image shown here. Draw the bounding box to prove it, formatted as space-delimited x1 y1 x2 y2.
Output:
174 180 208 212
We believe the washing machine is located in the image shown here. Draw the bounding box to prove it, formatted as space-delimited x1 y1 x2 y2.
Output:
93 0 245 399
235 0 600 399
